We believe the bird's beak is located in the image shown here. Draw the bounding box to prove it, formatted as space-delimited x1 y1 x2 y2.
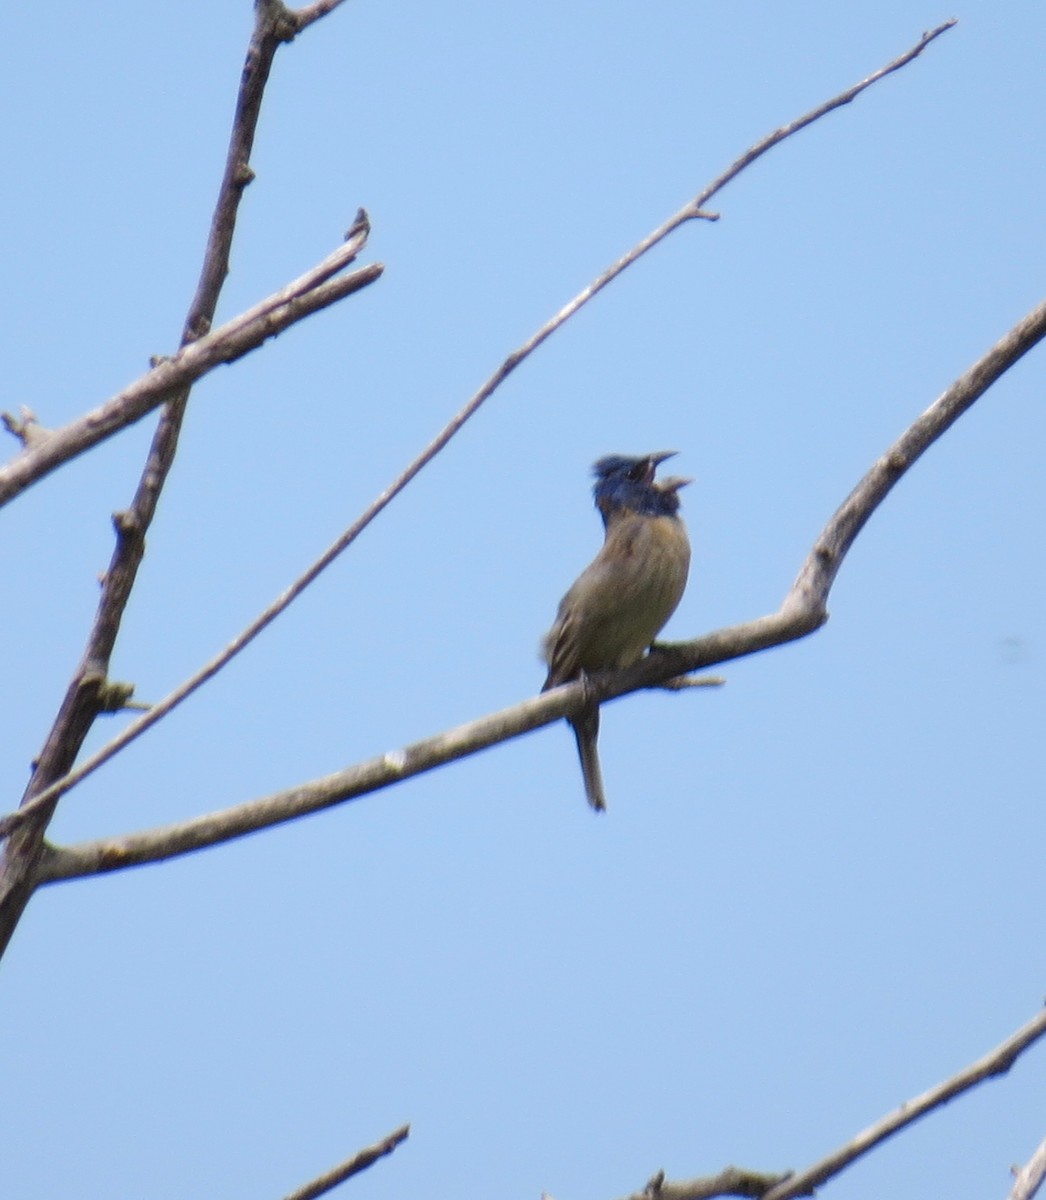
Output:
648 451 678 468
657 475 692 493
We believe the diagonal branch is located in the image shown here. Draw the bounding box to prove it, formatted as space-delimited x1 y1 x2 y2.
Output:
280 1123 409 1200
785 296 1046 616
290 0 353 31
0 218 379 507
0 20 957 859
609 1005 1046 1200
759 1005 1046 1200
1009 1130 1046 1200
33 289 1046 880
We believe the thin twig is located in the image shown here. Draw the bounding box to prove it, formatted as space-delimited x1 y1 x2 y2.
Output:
280 1124 409 1200
31 284 1046 878
1 22 956 851
291 0 353 31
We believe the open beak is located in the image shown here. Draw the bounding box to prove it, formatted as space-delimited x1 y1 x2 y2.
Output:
656 474 692 493
641 450 677 483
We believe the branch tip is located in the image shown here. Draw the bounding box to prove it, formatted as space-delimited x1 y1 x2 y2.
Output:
280 1121 409 1200
346 207 370 241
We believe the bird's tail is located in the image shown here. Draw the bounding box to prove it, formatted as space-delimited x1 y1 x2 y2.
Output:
571 706 606 812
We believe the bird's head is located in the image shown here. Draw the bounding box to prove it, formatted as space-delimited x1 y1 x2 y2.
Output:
592 451 686 519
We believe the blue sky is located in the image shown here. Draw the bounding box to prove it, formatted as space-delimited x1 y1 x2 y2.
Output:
3 3 1045 1198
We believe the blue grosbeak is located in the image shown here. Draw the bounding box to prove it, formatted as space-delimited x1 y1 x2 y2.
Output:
542 452 691 810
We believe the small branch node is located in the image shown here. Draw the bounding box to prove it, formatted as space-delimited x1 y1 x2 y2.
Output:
644 1168 665 1195
255 0 299 41
186 315 212 341
659 674 726 691
95 680 151 715
111 509 142 540
2 406 52 449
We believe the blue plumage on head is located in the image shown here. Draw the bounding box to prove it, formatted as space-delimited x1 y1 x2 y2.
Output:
591 452 687 520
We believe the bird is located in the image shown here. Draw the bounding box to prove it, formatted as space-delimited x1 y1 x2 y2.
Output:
541 452 691 811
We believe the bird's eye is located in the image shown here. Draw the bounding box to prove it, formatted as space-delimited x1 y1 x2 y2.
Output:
627 463 646 481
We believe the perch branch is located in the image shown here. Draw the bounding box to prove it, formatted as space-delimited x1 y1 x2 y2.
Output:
0 21 956 849
29 285 1046 876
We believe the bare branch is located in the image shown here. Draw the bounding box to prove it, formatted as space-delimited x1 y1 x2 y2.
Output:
0 22 956 857
0 0 353 958
615 1166 787 1200
0 22 953 505
606 1005 1046 1200
1010 1133 1046 1200
290 0 354 32
0 407 51 450
37 686 580 879
684 20 955 217
280 1123 409 1200
786 294 1046 616
760 1005 1046 1200
29 280 1046 877
0 221 379 508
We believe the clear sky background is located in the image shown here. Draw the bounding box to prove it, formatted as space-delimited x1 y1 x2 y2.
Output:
3 3 1044 1198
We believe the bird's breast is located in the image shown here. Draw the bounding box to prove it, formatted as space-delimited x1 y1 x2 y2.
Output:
569 513 690 672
